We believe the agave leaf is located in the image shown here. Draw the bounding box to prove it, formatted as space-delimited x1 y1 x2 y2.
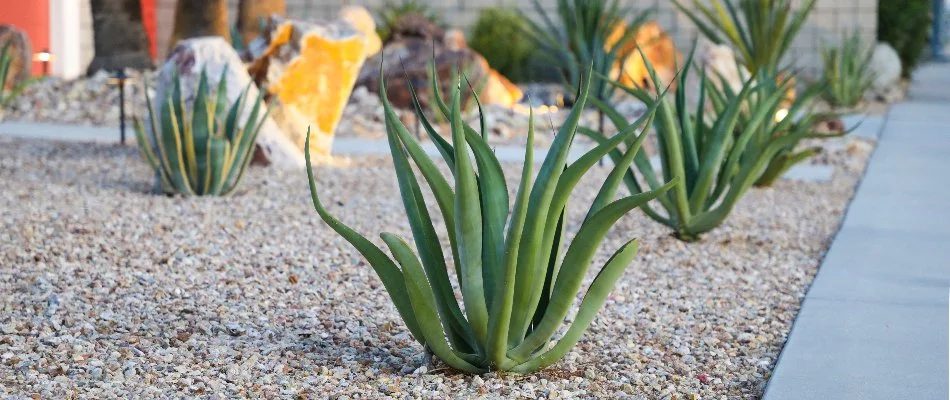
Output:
304 131 425 343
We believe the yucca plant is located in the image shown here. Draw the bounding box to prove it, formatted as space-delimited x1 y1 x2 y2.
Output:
819 32 876 109
673 0 816 75
524 0 651 105
305 66 674 373
586 49 831 241
707 69 844 187
134 68 268 196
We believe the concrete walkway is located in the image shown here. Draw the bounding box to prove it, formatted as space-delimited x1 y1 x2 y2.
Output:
764 63 950 399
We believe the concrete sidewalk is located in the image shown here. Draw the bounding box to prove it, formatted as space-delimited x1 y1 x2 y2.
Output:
763 63 950 399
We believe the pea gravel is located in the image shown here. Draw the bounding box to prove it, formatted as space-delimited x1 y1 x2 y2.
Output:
0 135 873 399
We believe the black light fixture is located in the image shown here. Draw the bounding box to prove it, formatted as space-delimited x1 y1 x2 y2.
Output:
109 71 130 144
33 49 52 76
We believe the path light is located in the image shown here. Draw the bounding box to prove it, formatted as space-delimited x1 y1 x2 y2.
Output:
108 71 130 144
774 108 790 123
33 49 52 76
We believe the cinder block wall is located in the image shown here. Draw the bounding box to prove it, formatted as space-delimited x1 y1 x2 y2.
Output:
149 0 877 77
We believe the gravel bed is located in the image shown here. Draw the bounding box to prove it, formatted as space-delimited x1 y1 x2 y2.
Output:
0 135 873 399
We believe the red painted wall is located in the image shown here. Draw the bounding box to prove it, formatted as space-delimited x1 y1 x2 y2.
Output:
141 0 157 60
0 0 49 76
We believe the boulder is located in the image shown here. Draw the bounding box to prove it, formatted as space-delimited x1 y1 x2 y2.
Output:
608 21 681 91
338 6 382 58
246 15 370 160
0 25 32 92
158 37 304 169
356 20 522 111
869 43 902 91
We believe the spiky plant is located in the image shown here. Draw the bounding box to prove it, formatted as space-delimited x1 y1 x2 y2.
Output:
585 49 831 241
524 0 651 105
707 69 845 187
673 0 816 75
134 68 268 196
376 0 445 42
819 32 876 109
305 67 674 373
0 42 15 106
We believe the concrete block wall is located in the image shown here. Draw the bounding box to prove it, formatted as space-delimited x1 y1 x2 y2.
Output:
144 0 877 78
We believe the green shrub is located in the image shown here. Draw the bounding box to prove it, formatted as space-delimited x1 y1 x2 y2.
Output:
134 69 268 196
819 32 876 109
878 0 932 78
673 0 816 75
525 0 650 103
305 67 674 373
585 48 832 241
468 7 534 82
376 0 445 42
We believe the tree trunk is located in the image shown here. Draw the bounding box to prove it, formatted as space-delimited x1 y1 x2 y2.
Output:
87 0 153 75
237 0 286 45
169 0 229 53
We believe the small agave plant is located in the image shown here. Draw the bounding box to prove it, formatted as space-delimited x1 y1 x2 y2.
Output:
134 68 268 196
305 67 674 373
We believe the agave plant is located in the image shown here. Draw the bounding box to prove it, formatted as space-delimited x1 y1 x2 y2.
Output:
819 32 876 109
0 42 14 105
134 68 268 196
707 69 845 187
586 48 832 241
305 67 674 373
524 0 651 105
673 0 816 75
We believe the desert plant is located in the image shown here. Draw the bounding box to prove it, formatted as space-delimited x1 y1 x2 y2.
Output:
524 0 651 104
305 67 674 373
878 0 932 78
468 7 535 82
586 49 831 241
376 0 445 42
0 42 14 105
134 69 268 196
673 0 816 75
706 68 842 187
819 32 876 109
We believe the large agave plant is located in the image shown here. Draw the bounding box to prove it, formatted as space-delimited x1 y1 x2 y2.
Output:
524 0 651 104
673 0 816 75
819 32 876 109
706 69 845 187
586 49 830 241
134 69 268 196
305 67 674 373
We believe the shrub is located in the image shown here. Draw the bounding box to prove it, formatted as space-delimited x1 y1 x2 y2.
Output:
878 0 932 78
819 32 876 109
525 0 650 103
134 69 268 196
468 7 535 82
673 0 816 74
305 67 674 373
585 48 832 241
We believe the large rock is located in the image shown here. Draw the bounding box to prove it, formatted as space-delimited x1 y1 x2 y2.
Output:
87 0 154 75
247 15 369 160
158 37 304 169
869 43 902 91
356 19 522 111
608 21 681 91
0 25 31 92
338 6 382 58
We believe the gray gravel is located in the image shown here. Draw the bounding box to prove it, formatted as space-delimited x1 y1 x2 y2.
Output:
0 135 873 399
